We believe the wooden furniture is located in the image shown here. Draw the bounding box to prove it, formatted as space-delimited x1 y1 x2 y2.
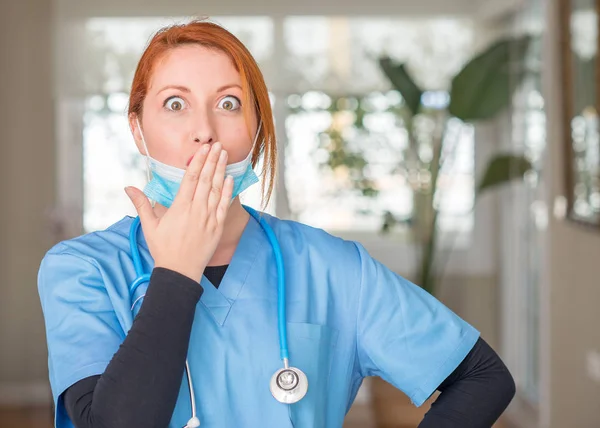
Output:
559 0 600 227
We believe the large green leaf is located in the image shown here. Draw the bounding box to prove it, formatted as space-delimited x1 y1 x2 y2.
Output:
477 154 533 194
449 36 531 121
379 57 423 116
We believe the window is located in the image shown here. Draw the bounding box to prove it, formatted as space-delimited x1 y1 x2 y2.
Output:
281 17 475 233
284 90 474 233
76 16 477 240
502 0 547 408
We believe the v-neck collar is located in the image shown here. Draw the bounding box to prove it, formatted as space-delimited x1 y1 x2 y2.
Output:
130 213 264 326
198 214 262 326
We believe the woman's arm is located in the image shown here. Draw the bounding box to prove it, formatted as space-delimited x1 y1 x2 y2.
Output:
418 337 516 428
63 267 202 428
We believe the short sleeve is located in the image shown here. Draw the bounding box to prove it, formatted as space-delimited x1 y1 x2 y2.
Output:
354 242 480 407
38 250 125 427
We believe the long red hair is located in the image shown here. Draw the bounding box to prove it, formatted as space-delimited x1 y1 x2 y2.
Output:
128 19 276 207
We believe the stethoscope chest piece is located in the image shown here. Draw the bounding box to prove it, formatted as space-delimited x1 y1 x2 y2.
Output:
270 366 308 404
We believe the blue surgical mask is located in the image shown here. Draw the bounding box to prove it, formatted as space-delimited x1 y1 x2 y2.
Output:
136 119 261 208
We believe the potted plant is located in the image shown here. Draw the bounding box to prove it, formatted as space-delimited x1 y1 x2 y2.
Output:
318 35 534 427
373 34 533 428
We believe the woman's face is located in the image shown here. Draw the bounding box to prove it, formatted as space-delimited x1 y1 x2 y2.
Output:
130 44 258 168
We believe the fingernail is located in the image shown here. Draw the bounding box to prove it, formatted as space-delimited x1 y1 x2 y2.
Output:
201 144 210 154
124 187 133 198
219 151 227 163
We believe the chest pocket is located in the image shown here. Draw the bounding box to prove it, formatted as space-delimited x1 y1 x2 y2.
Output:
286 322 339 428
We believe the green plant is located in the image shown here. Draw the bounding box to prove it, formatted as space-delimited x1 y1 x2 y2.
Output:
376 35 534 295
314 36 535 295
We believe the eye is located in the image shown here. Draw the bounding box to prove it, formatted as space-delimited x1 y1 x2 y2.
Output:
218 95 241 111
164 96 186 112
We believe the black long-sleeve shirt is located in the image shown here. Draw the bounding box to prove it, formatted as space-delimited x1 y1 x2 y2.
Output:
63 266 514 428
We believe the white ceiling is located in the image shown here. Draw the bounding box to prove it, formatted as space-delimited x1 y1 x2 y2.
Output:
55 0 525 21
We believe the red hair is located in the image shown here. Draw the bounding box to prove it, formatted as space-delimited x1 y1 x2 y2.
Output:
128 19 276 208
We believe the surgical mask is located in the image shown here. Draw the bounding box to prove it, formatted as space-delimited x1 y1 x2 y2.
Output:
136 119 261 208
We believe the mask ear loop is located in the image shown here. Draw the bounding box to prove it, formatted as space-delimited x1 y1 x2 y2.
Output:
246 120 263 169
136 118 156 208
253 120 263 159
252 120 264 179
227 121 263 207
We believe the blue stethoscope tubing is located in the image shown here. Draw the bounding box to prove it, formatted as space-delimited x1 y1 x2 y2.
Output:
127 204 307 426
128 205 289 359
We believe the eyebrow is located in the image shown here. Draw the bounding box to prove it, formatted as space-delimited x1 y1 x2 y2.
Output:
216 83 242 93
157 85 191 94
156 84 242 94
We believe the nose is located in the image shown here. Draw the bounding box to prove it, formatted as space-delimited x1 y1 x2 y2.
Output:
191 112 216 145
193 135 213 144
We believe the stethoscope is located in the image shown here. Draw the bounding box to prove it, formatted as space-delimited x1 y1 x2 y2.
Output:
128 205 308 428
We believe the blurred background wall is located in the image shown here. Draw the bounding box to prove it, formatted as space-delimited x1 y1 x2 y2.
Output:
0 0 57 403
1 0 599 427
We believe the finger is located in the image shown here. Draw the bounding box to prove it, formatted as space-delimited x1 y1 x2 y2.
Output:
215 175 234 224
176 144 211 203
125 186 158 230
193 142 222 209
207 149 228 213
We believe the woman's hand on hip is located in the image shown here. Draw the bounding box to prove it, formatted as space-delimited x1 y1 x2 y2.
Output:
125 142 234 282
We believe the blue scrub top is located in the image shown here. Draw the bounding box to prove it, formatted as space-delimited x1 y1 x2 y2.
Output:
38 212 479 428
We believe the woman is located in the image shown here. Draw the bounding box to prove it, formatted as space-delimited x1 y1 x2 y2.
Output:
38 20 515 428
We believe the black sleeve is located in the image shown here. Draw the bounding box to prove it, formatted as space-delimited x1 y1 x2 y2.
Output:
62 267 203 428
418 337 516 428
